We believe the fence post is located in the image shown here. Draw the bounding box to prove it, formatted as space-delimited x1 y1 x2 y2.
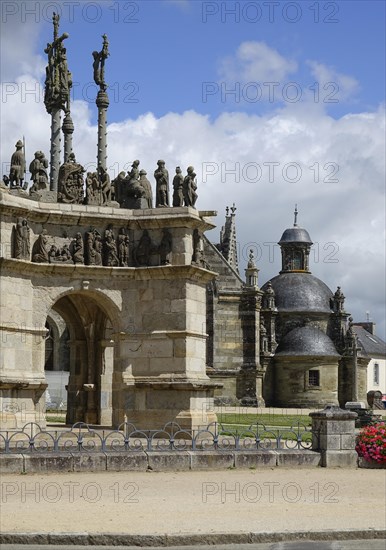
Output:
309 404 358 468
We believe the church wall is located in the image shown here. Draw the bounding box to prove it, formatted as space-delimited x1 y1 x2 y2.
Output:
274 357 339 408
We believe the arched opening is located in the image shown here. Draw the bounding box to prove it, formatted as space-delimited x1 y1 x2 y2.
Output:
44 312 70 414
45 292 116 426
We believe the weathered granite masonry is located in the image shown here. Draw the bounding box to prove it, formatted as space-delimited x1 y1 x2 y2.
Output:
0 190 220 430
310 404 358 467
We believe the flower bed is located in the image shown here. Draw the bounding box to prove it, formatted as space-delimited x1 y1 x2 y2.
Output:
356 422 386 467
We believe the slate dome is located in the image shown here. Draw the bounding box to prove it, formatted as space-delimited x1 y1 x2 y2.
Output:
278 226 313 245
275 326 340 357
261 273 334 313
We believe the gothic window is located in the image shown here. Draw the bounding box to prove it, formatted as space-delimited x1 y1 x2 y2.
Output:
373 363 380 385
308 370 320 387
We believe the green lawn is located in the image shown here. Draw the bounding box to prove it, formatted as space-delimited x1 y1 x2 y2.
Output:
217 413 312 429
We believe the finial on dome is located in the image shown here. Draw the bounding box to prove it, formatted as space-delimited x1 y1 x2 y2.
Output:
247 249 256 268
294 204 298 227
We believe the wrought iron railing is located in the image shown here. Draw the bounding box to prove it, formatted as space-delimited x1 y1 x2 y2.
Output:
0 421 317 454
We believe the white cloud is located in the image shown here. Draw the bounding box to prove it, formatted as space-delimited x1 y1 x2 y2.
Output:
219 41 298 83
307 60 359 102
0 36 385 339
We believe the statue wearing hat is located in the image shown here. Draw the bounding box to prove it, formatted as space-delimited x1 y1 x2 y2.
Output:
154 160 169 207
6 140 26 188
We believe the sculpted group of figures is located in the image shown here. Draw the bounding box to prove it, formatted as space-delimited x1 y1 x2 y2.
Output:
113 160 198 209
13 218 207 269
13 219 176 267
2 142 199 211
59 157 198 209
2 142 49 196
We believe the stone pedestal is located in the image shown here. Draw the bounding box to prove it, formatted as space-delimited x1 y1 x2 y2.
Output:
309 404 358 468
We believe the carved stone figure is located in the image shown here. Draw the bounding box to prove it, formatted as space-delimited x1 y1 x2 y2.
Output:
85 172 99 205
44 13 71 113
60 244 72 261
183 166 198 208
48 245 58 263
124 160 149 208
159 229 172 265
127 160 140 184
118 228 130 267
333 286 345 313
85 228 99 265
192 229 206 267
48 243 72 263
139 170 153 208
14 217 30 260
99 166 112 205
32 230 49 263
112 171 126 206
6 141 26 188
58 47 72 106
92 34 109 92
103 225 118 266
58 153 85 204
172 166 184 207
72 232 84 264
94 234 103 265
29 151 49 194
134 230 152 267
154 160 169 207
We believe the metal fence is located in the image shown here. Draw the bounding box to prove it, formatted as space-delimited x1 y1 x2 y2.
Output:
0 421 317 454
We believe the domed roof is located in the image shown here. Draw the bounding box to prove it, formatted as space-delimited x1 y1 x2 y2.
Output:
275 326 340 357
278 226 313 245
261 273 333 313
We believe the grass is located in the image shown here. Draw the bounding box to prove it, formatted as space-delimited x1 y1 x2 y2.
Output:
217 413 312 429
46 412 66 423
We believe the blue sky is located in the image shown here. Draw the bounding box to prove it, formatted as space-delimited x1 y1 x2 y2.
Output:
1 0 385 338
32 0 385 121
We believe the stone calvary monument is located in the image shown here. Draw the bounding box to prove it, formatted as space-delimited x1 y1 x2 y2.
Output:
0 16 370 431
0 14 218 430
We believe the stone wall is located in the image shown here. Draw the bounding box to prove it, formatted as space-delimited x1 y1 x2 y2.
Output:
0 190 220 429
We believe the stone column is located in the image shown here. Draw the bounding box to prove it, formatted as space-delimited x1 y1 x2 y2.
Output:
50 108 61 192
96 90 109 172
238 257 264 405
309 404 358 468
62 112 74 163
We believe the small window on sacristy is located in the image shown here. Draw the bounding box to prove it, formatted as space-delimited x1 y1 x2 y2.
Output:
308 370 320 386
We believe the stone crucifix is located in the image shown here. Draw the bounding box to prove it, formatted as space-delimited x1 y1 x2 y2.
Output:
93 34 110 173
44 12 72 192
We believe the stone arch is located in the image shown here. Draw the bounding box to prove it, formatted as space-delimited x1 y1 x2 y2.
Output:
45 289 122 425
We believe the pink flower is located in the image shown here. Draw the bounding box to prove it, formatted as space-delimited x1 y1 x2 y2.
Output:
356 422 386 464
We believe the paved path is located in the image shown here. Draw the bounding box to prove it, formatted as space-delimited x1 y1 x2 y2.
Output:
1 468 385 546
2 542 386 550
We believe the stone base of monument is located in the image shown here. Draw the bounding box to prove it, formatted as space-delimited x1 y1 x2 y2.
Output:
0 379 47 431
120 379 221 432
29 190 58 203
123 197 149 209
9 187 29 199
107 200 120 208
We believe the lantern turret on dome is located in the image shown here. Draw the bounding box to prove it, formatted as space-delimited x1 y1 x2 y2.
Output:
278 205 313 273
